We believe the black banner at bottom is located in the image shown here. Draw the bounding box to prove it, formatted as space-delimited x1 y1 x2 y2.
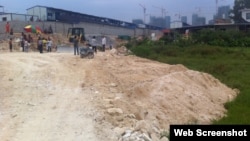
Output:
170 125 250 141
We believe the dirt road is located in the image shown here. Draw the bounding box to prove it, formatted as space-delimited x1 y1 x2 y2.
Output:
0 50 238 141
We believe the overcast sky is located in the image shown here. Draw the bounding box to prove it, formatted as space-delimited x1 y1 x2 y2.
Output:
1 0 234 24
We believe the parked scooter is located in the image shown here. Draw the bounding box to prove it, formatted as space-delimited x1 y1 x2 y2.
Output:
79 46 94 59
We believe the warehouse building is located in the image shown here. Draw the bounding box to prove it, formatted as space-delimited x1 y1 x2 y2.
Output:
27 5 138 29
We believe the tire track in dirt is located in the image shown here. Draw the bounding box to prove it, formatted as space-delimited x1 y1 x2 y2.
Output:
0 53 100 141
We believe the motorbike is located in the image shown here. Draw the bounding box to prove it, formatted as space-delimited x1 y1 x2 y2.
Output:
79 46 94 59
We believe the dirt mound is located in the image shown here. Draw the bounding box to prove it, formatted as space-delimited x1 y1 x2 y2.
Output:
127 69 237 124
86 52 238 140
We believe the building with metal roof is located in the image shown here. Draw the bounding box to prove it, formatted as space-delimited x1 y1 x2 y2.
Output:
26 5 162 30
27 5 132 26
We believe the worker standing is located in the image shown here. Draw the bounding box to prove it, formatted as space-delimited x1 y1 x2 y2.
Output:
73 35 79 55
5 22 10 34
102 36 106 52
91 36 97 53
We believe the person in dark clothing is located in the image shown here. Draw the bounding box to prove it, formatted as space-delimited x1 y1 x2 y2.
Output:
73 35 79 55
9 38 13 52
49 25 53 34
20 32 25 52
10 28 13 35
28 34 33 43
20 38 24 52
38 37 43 53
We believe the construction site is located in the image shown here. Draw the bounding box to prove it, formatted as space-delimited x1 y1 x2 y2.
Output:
0 28 239 141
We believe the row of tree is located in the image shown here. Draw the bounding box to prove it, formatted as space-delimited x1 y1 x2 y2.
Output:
230 0 250 23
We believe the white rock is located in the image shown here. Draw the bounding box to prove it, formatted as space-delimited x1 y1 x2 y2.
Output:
127 114 136 119
160 137 169 141
107 108 123 116
134 120 152 134
122 132 131 139
141 133 152 141
151 133 160 141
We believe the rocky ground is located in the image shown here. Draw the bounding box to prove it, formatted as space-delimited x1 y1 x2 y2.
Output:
0 34 239 141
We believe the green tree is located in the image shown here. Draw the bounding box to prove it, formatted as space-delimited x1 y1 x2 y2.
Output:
230 0 250 23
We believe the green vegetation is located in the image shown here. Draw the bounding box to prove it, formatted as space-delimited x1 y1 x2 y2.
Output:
230 0 250 23
126 30 250 124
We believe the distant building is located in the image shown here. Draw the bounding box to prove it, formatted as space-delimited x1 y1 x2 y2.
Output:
149 16 166 28
26 5 137 29
192 14 206 26
132 19 143 24
0 12 38 21
0 5 4 13
215 5 232 24
181 16 188 24
0 5 37 21
165 16 171 28
240 8 250 23
217 5 230 19
170 21 190 28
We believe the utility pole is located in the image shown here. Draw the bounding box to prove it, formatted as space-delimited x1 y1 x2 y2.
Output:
139 4 146 24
